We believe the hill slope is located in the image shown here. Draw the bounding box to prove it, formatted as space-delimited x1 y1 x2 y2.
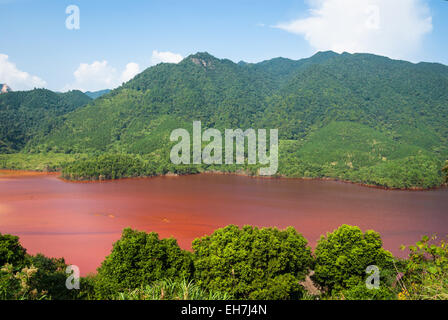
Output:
0 89 91 153
12 52 448 188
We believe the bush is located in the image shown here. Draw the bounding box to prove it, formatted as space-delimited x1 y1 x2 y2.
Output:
95 228 194 299
0 264 47 300
192 225 314 300
338 282 397 300
27 254 75 300
398 235 448 300
312 225 394 295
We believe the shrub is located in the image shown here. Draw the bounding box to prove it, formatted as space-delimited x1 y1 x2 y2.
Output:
27 254 75 300
312 225 394 295
192 225 314 300
95 228 194 299
336 282 396 300
0 264 47 300
398 235 448 300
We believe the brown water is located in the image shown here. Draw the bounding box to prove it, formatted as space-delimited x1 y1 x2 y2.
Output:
0 171 447 275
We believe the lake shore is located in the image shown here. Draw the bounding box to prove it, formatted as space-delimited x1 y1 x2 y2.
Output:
1 168 446 191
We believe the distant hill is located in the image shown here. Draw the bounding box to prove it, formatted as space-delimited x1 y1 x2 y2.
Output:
84 89 111 99
0 89 91 153
0 84 12 94
6 51 448 188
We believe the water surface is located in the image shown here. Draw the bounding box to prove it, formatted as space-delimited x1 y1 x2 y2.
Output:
0 171 447 274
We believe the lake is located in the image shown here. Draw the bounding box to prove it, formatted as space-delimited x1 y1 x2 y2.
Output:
0 170 447 275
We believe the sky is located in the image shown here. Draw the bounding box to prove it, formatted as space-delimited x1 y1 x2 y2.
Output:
0 0 447 92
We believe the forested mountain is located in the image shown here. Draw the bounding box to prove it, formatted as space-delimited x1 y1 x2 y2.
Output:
3 51 448 188
0 89 91 153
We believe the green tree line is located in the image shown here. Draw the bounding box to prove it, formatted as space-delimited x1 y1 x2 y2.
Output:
1 224 447 300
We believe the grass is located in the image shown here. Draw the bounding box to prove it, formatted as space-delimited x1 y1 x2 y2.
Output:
0 153 86 171
116 279 232 300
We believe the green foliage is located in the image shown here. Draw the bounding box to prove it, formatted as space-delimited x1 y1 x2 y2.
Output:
0 153 82 171
0 89 91 153
116 278 231 300
61 154 152 180
278 122 444 188
61 153 199 181
355 154 443 189
312 225 394 295
95 228 194 299
0 233 27 268
26 254 75 300
398 236 448 300
0 264 47 300
0 234 80 300
1 226 448 300
337 282 397 300
192 225 313 300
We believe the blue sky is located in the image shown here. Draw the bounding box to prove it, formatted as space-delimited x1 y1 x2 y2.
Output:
0 0 447 91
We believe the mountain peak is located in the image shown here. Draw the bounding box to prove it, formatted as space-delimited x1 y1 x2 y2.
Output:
186 52 219 69
310 50 340 60
0 83 12 94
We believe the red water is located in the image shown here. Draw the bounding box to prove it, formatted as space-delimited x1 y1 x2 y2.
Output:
0 171 447 275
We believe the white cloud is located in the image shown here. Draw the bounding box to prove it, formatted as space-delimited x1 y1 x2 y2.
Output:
72 60 116 91
151 50 183 65
63 60 140 92
121 62 140 83
0 54 47 90
275 0 432 60
63 50 182 92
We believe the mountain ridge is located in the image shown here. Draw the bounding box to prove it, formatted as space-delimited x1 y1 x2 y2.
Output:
1 51 447 188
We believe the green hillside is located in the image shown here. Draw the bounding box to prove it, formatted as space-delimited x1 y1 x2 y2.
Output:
0 89 91 153
2 51 448 188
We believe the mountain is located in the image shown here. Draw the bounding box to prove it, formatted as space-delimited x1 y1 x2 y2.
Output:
0 89 91 153
1 84 12 94
8 52 448 188
84 89 111 99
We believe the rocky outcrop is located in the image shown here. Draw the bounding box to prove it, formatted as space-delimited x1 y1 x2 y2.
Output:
0 84 12 94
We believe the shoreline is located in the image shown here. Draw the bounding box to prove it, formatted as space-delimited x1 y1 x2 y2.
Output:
2 168 447 192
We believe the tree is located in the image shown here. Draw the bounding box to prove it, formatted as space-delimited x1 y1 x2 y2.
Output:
312 225 394 295
192 225 314 300
28 254 75 300
0 233 27 268
95 228 194 299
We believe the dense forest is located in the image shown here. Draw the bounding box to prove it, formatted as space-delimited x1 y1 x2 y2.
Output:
1 51 448 188
1 225 447 300
0 89 91 153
